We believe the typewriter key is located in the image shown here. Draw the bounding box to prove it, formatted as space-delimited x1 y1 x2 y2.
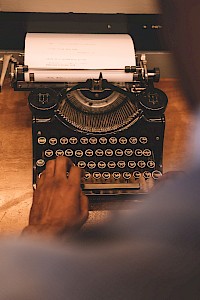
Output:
89 137 98 144
102 172 111 180
99 137 107 144
128 161 136 169
113 172 121 180
117 161 126 168
129 137 138 144
65 149 73 157
133 171 141 179
36 159 45 167
124 149 133 156
69 137 78 145
147 160 155 169
88 161 96 169
143 171 151 179
105 149 113 157
84 172 91 180
107 161 116 169
38 137 46 145
143 149 151 156
45 149 53 158
135 149 143 156
119 137 128 145
55 149 64 156
115 149 123 156
60 137 68 145
85 149 94 157
49 138 57 145
123 172 131 180
77 161 86 168
75 150 84 157
137 160 146 168
98 161 106 169
80 137 88 145
93 172 101 180
109 137 117 144
152 170 162 180
139 137 148 144
95 149 104 156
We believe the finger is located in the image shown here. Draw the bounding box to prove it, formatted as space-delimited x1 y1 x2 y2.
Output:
36 172 45 187
80 191 89 220
68 165 82 187
54 156 73 179
45 159 56 178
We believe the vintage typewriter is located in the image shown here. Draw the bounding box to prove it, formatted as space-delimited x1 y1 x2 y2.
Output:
0 33 168 202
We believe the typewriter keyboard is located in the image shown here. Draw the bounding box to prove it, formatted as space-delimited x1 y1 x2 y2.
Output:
35 132 162 194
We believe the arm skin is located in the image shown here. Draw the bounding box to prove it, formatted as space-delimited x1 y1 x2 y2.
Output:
21 156 88 239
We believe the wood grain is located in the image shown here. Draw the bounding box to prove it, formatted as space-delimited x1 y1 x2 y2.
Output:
0 78 193 235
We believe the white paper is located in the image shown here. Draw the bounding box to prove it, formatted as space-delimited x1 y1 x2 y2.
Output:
24 33 136 82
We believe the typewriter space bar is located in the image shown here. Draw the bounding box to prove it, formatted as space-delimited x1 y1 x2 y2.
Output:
83 183 140 190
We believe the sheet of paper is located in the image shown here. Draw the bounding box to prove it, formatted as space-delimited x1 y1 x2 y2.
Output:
24 33 136 82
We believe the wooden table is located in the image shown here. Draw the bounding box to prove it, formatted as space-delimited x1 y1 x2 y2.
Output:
0 78 194 235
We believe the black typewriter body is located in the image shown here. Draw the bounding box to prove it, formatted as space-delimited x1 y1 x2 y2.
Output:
26 73 168 201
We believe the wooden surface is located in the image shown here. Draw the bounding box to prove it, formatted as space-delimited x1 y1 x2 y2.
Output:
0 78 194 235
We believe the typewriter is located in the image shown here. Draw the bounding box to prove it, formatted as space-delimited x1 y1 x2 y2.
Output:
0 33 168 202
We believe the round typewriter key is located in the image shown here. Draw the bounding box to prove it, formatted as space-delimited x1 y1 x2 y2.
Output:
105 149 113 157
49 137 57 145
107 161 116 169
143 171 151 179
115 149 123 156
85 149 94 157
60 137 68 145
117 161 126 168
129 137 137 145
119 137 127 145
84 172 91 180
135 149 143 156
75 150 83 157
139 136 148 144
143 149 151 156
77 161 86 168
102 172 111 180
124 149 133 156
98 161 106 169
89 137 98 144
137 160 146 168
152 170 162 180
123 172 131 180
95 149 104 157
133 171 141 179
65 149 73 157
69 137 78 145
99 137 107 144
93 172 101 180
128 161 136 169
55 149 64 156
109 137 117 144
113 172 121 180
36 159 45 167
38 137 46 145
45 149 53 158
80 137 88 145
147 160 155 169
87 161 96 169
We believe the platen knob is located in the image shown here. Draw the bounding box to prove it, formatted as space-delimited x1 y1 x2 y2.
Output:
138 88 168 118
28 88 59 117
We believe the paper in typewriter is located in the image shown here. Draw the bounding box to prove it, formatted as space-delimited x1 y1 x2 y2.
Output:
24 33 136 82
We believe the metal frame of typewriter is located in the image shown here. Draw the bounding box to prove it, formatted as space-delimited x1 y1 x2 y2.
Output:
0 53 168 203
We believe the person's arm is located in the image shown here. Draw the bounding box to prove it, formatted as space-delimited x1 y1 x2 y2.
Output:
21 156 88 239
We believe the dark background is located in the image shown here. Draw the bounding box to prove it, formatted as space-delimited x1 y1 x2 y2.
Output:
0 12 166 51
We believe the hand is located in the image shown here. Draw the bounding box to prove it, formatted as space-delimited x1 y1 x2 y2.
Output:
22 156 88 238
